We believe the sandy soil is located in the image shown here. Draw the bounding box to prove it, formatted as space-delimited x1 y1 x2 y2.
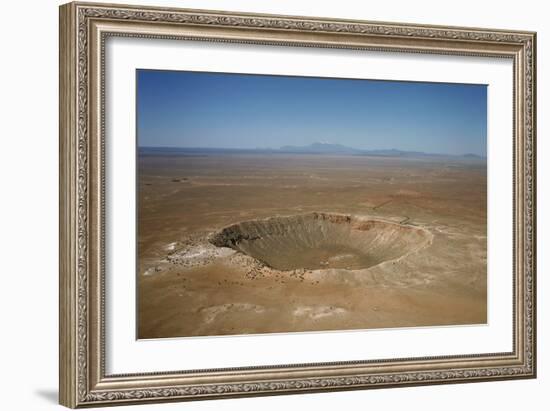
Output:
137 154 487 338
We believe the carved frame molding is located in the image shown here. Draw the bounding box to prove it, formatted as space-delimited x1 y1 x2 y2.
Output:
59 2 536 408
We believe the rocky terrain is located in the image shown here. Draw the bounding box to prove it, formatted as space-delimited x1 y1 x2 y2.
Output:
137 154 487 338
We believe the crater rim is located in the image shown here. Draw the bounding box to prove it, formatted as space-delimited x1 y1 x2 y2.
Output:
209 212 432 272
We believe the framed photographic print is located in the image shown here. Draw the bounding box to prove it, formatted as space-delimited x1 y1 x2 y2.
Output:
59 1 537 408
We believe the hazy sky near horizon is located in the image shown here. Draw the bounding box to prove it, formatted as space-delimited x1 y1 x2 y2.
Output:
137 69 487 156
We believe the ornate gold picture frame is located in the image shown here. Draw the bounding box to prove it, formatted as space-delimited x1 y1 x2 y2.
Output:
59 2 536 408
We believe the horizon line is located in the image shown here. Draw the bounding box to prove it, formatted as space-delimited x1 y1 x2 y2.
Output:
138 144 486 158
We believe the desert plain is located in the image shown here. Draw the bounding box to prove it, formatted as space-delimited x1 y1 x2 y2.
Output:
137 151 487 339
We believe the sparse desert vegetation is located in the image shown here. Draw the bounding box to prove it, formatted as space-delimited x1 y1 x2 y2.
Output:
137 152 487 338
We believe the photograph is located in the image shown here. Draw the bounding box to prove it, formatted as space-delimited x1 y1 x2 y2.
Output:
136 69 488 339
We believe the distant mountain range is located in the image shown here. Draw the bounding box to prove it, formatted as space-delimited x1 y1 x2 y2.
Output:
278 143 485 159
140 142 486 160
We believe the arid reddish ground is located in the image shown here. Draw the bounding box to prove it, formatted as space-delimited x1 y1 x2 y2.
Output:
137 154 487 338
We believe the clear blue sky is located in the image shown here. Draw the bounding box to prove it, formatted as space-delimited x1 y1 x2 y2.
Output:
137 69 487 156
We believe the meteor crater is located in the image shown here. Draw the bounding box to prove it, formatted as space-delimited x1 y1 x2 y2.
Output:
210 212 431 271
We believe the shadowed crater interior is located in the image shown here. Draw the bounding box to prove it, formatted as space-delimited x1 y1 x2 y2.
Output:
209 212 431 271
